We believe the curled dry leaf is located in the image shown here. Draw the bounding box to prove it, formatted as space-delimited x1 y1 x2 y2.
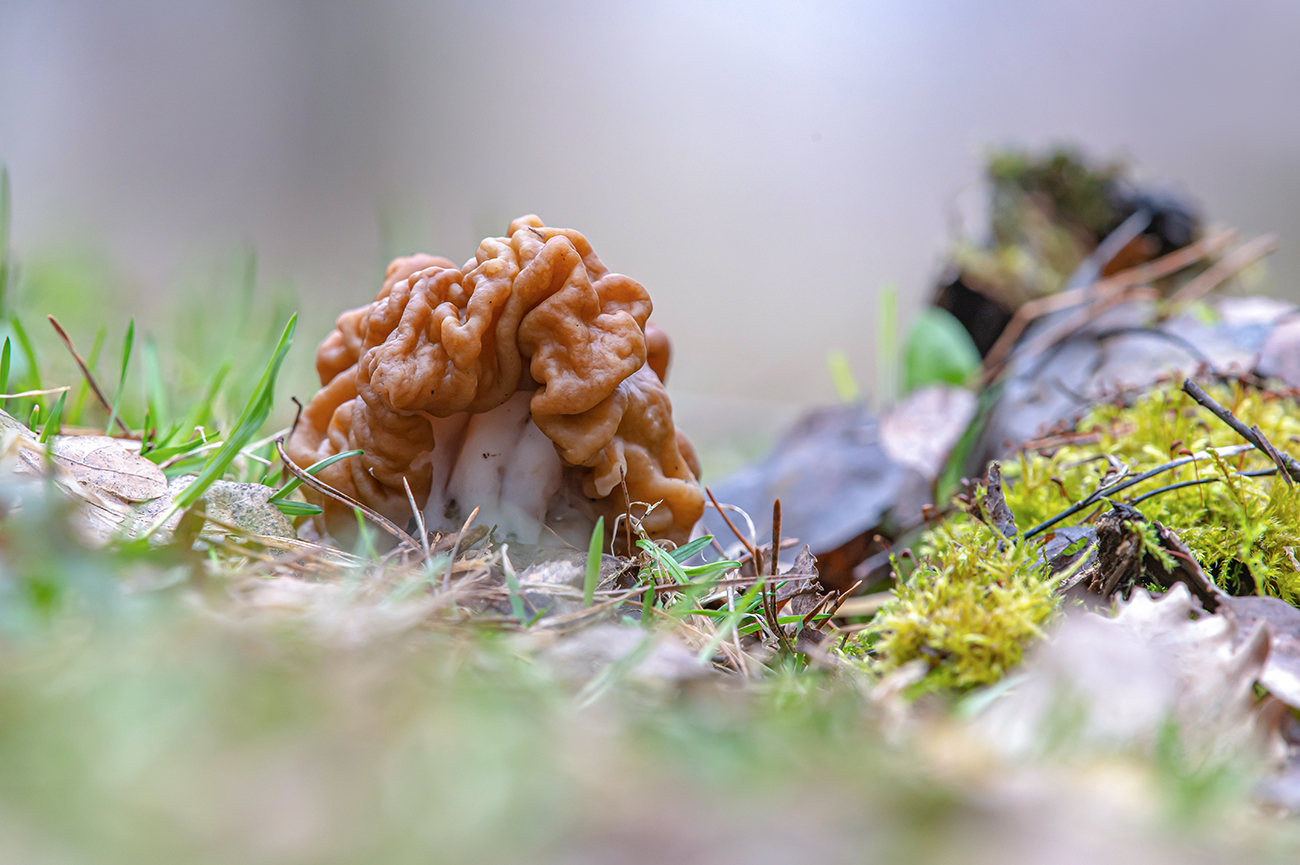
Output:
1224 595 1300 709
976 584 1275 765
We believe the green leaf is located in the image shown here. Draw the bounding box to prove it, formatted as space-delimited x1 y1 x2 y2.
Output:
681 560 741 579
669 535 713 563
142 337 169 431
68 325 106 425
0 337 10 401
876 282 898 405
269 449 363 501
825 349 860 404
696 576 768 662
143 314 296 538
502 544 527 622
143 435 210 464
583 516 605 606
9 313 40 393
106 319 134 434
272 500 323 517
902 307 980 394
37 390 66 443
637 539 691 584
0 166 9 313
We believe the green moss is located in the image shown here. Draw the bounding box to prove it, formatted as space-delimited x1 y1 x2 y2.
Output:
861 519 1062 689
999 381 1300 604
859 379 1300 691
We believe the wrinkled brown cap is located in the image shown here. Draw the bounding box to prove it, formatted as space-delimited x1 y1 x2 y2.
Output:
285 216 704 545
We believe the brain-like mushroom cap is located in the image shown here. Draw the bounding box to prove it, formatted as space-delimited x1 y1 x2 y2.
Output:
286 215 703 546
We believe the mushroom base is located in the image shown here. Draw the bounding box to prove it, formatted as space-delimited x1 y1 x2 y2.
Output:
421 390 601 547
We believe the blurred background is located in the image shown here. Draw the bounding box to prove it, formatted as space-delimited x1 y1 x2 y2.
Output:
2 0 1299 473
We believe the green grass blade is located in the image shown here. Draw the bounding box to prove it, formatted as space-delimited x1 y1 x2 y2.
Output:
682 560 741 579
826 348 860 404
269 449 363 501
583 516 605 606
0 166 9 314
37 390 66 443
637 539 690 584
876 282 898 407
142 435 209 464
502 544 527 622
143 314 296 537
697 576 767 663
68 325 106 425
0 337 10 407
106 319 134 434
142 338 169 431
181 361 229 435
10 313 40 393
272 500 323 517
669 535 713 563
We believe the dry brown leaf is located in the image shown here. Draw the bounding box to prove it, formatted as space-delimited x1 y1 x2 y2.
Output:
976 584 1276 764
26 434 169 503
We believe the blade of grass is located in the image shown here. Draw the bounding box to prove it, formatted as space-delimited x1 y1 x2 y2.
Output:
583 516 605 606
37 390 66 443
501 544 527 622
142 314 296 538
273 500 323 517
180 361 229 435
0 337 10 411
9 313 40 394
669 535 713 563
142 337 169 431
638 539 691 584
68 325 106 426
697 576 767 663
269 449 363 500
106 319 134 435
0 166 9 313
142 434 209 465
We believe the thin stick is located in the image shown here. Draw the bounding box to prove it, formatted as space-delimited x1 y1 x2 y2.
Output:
981 228 1238 380
1127 467 1277 505
49 316 131 435
0 386 70 400
770 499 782 579
1162 233 1278 316
620 467 633 555
442 506 480 592
766 499 795 654
815 579 864 628
1182 379 1300 482
402 476 430 559
705 486 761 566
274 438 418 550
1022 441 1255 539
1253 424 1294 488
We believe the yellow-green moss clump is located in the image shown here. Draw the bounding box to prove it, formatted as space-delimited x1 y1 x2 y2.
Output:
861 379 1300 690
863 519 1062 689
1002 381 1300 603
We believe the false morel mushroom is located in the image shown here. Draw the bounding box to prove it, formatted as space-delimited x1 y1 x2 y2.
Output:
286 215 704 548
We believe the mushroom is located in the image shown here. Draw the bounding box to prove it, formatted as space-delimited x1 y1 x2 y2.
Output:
285 215 704 549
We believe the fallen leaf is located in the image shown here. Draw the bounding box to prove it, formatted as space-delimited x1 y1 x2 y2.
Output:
40 434 168 502
1224 595 1300 709
975 584 1274 764
133 475 296 542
